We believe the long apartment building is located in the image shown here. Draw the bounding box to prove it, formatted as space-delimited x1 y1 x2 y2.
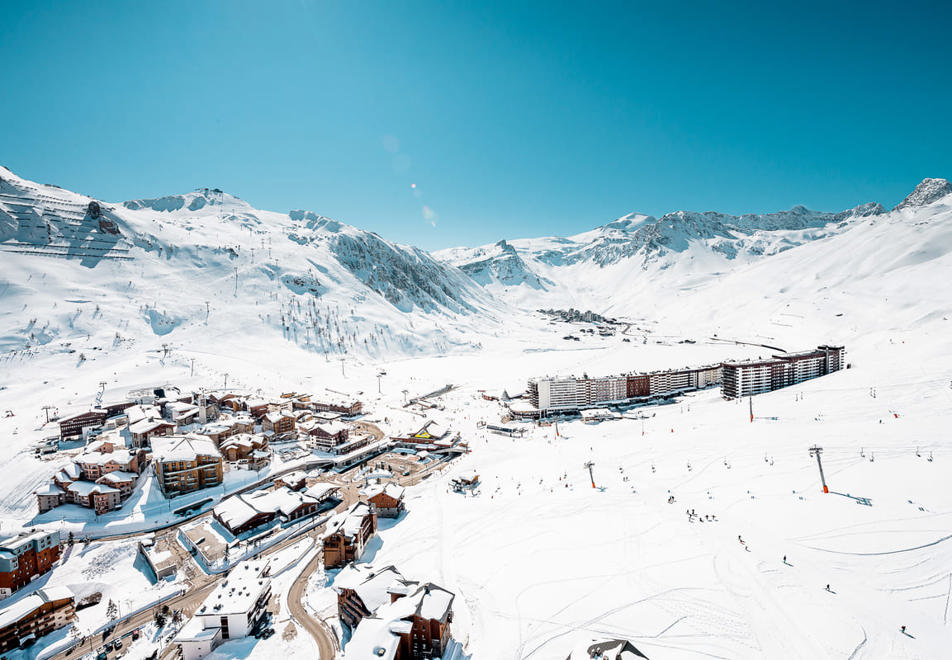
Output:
527 364 721 414
721 345 846 399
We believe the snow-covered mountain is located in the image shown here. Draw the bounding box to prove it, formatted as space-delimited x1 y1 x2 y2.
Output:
433 190 952 313
2 164 950 366
0 165 498 361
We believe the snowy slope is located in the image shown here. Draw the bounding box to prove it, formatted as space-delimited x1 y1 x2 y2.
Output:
0 165 500 364
434 183 950 322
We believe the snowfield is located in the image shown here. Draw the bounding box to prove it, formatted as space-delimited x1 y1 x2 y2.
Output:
1 166 951 658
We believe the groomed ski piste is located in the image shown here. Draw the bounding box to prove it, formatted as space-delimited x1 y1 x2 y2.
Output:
0 166 951 658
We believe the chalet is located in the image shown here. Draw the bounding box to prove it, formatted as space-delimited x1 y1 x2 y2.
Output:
129 418 176 448
362 483 406 518
244 398 270 420
165 401 201 425
199 415 255 445
344 581 455 660
58 410 107 441
0 531 62 600
214 487 321 536
0 587 75 653
152 435 224 497
273 470 308 491
262 411 295 435
218 433 268 463
323 502 377 569
333 564 410 629
124 403 162 426
308 420 349 443
207 392 244 413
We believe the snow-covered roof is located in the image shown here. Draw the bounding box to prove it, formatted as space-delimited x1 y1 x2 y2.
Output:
343 582 454 659
195 559 270 617
77 448 136 466
325 501 373 538
213 496 260 530
66 481 120 496
362 483 405 502
125 404 162 426
264 410 291 424
129 418 175 434
174 617 223 643
152 434 221 462
58 463 82 481
35 482 64 496
215 486 318 529
276 470 307 485
304 482 339 501
315 420 349 435
220 432 258 449
0 587 73 629
97 470 138 483
166 401 198 413
344 619 400 660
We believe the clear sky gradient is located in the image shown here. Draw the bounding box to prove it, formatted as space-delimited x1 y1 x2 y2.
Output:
1 1 950 250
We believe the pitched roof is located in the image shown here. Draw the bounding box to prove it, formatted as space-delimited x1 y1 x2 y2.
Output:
152 434 221 462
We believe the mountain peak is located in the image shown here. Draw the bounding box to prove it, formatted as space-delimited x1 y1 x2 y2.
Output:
123 188 247 213
894 178 952 211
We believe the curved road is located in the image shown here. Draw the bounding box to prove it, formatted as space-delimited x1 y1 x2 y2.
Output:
287 547 337 659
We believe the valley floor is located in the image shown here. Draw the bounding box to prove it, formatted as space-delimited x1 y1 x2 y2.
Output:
2 314 951 659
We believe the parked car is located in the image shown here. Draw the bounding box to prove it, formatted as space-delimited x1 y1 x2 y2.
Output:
114 638 123 649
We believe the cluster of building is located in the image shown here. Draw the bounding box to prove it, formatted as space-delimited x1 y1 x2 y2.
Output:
0 531 63 600
334 564 456 660
720 345 846 399
35 385 369 512
523 364 722 415
175 559 272 660
36 433 149 514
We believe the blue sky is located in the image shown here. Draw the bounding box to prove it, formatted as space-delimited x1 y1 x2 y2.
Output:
1 1 949 250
